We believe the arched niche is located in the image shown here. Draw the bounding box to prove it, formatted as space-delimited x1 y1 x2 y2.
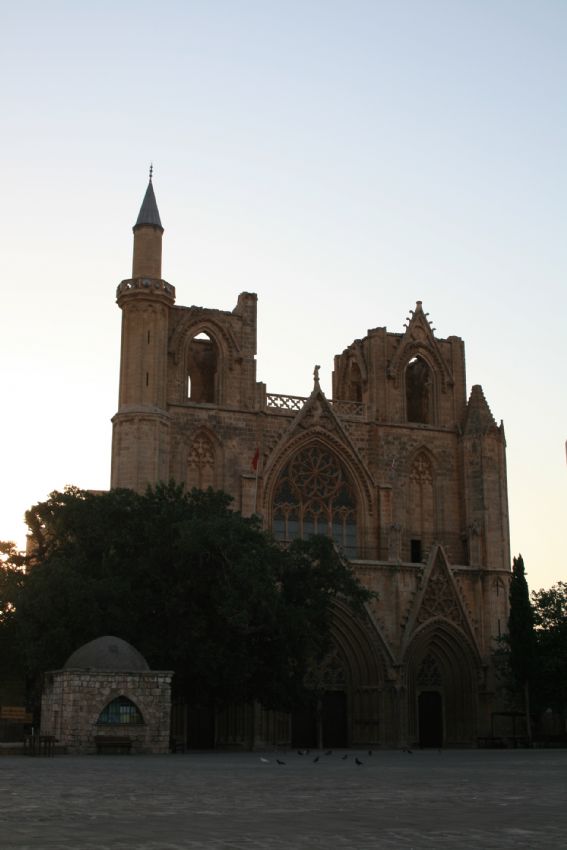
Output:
347 359 363 402
186 428 222 491
407 449 436 562
405 355 434 424
187 332 218 403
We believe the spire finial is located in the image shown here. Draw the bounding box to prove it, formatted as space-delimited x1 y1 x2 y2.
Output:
149 162 153 182
313 364 320 387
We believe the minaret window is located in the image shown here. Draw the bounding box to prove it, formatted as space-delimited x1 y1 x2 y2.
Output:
187 333 218 403
405 356 433 424
272 445 357 557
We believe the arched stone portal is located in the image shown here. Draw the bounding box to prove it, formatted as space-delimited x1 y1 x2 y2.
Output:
291 601 390 749
404 619 479 747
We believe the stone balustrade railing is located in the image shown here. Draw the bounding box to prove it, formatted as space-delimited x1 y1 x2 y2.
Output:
266 393 366 418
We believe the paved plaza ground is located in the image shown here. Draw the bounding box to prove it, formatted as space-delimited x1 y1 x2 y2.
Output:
1 748 566 849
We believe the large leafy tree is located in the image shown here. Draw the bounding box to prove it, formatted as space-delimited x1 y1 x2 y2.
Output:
531 581 567 717
17 484 372 712
508 554 536 741
0 541 26 688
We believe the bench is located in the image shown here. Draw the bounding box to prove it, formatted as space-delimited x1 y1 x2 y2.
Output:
94 735 132 754
23 735 56 756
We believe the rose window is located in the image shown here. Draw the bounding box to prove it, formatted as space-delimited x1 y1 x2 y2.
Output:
272 445 357 556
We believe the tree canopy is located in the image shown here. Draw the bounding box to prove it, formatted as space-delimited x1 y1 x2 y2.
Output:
12 484 373 711
497 558 567 733
532 581 567 716
0 541 26 684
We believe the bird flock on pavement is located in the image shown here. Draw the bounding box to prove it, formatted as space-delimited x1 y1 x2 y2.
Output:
259 748 416 766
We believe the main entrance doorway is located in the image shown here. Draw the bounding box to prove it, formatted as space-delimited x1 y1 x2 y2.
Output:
418 690 443 747
322 691 348 747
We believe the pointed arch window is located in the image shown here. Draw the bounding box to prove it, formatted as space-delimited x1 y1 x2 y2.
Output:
272 445 357 557
405 356 433 424
97 696 143 726
187 332 218 403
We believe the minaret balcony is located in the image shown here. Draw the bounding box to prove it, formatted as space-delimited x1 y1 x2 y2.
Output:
116 277 176 304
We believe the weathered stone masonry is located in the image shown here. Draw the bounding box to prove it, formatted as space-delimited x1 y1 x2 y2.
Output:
109 177 511 749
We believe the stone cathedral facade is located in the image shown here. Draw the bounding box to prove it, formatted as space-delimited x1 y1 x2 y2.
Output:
111 177 511 749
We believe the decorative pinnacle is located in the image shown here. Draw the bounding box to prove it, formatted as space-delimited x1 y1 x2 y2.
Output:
149 162 153 182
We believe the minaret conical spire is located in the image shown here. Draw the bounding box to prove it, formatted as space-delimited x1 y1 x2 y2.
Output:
131 166 164 278
134 164 163 231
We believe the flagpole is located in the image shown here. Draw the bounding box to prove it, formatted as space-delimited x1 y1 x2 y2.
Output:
253 463 259 515
251 447 260 515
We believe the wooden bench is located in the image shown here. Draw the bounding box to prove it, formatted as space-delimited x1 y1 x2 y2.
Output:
94 735 132 754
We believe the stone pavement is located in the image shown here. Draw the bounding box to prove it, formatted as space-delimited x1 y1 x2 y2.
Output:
1 748 566 849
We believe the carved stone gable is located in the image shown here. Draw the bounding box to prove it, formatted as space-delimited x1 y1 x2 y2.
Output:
299 396 335 432
417 552 464 628
387 301 453 391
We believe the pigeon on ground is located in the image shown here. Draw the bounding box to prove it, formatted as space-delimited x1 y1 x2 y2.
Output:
355 757 363 765
368 750 373 756
325 750 333 756
260 757 269 763
313 755 320 763
341 754 348 760
276 759 286 765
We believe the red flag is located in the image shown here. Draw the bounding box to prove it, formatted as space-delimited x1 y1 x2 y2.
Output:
251 447 259 471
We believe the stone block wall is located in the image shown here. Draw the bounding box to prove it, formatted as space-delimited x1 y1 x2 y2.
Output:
41 669 173 754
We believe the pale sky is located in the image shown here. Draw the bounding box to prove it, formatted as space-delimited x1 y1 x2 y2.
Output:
1 1 565 591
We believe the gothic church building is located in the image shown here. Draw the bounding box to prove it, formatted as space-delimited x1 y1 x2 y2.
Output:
111 177 511 749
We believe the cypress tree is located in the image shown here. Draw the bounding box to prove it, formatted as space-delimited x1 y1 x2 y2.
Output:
508 554 536 743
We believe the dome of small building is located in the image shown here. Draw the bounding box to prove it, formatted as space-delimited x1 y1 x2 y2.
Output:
64 636 149 671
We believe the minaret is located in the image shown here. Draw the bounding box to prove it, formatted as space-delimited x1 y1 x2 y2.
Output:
111 169 176 491
132 164 163 279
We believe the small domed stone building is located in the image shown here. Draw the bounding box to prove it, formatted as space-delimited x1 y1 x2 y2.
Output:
40 636 173 754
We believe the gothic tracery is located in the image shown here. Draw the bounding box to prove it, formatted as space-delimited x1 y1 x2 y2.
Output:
187 433 216 489
272 444 357 556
